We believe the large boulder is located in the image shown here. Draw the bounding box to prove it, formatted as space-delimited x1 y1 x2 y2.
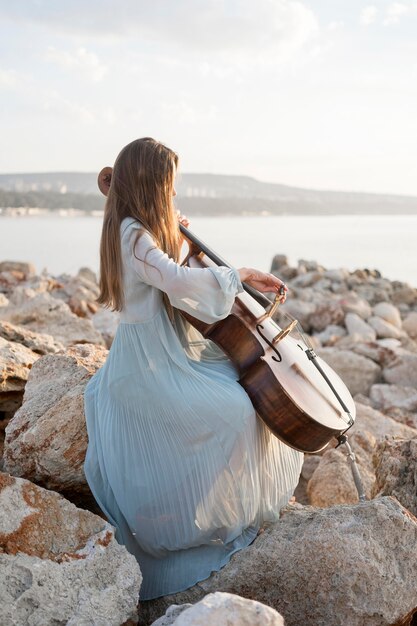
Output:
307 433 375 506
0 320 65 355
0 472 141 625
49 272 100 318
1 291 105 347
140 497 417 626
353 402 417 440
372 437 417 516
3 343 107 497
306 402 417 507
0 337 40 416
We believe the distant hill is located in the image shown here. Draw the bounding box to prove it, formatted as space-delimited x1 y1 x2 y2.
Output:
0 172 416 215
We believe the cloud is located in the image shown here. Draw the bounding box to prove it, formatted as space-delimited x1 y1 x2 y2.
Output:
45 46 107 82
1 1 319 65
42 90 97 123
383 1 415 25
360 5 378 25
0 68 17 87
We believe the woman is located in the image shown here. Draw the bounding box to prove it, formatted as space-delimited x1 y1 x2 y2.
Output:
83 137 303 600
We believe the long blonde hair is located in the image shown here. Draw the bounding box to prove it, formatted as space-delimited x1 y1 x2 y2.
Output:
97 137 180 312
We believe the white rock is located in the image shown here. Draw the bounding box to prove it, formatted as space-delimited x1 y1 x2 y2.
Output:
151 604 192 626
403 312 417 339
368 316 405 339
372 302 402 328
0 321 65 355
315 324 347 346
323 268 349 282
353 402 417 440
345 312 377 342
0 337 40 394
383 350 417 387
309 301 345 332
279 300 316 331
171 592 285 626
339 294 372 320
369 384 417 413
0 293 9 308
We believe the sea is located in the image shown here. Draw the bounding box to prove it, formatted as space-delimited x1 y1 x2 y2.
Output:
0 213 416 288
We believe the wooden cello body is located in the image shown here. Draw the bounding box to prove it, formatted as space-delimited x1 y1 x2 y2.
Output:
180 230 356 454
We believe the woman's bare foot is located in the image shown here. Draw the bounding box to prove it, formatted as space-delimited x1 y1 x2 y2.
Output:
257 527 265 536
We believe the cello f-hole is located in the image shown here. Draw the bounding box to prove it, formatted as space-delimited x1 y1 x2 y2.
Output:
256 323 282 362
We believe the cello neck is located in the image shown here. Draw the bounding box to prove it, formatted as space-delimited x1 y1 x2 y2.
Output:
179 223 272 309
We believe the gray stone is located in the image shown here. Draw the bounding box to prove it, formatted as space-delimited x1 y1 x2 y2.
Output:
309 301 345 332
353 402 417 440
151 604 191 626
278 300 316 331
345 312 377 342
314 324 347 346
270 255 289 272
372 437 417 516
0 260 36 276
1 291 105 347
0 293 9 307
77 266 98 285
140 498 417 626
369 383 417 413
0 472 141 625
323 268 349 282
391 284 417 306
383 350 417 387
307 440 375 507
3 343 107 495
338 294 372 319
0 320 65 355
290 271 323 289
317 348 381 396
403 312 417 339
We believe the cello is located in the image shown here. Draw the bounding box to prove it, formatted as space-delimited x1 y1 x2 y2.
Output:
97 167 356 456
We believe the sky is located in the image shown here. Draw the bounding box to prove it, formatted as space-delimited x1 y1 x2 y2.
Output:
1 0 417 195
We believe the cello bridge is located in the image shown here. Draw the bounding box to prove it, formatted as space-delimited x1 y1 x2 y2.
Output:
273 319 298 344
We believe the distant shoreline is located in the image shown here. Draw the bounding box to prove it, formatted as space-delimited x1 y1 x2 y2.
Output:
2 207 417 218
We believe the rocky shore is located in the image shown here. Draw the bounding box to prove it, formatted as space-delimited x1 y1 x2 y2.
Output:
0 256 416 625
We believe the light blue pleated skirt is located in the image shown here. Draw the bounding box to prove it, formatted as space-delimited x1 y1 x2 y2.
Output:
83 309 303 600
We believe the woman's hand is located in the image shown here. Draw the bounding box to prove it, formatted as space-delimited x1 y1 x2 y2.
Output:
176 210 190 229
238 267 288 302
